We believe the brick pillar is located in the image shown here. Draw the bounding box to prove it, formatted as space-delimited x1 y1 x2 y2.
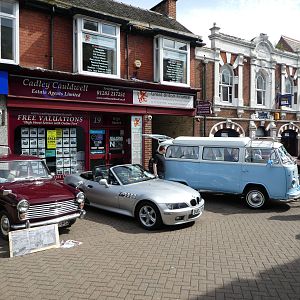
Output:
143 116 152 169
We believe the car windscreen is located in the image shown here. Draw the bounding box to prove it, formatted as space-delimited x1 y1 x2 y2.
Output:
0 160 51 182
277 146 295 165
112 164 155 185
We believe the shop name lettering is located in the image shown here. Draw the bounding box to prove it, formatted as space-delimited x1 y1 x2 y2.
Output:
17 114 83 125
22 79 88 98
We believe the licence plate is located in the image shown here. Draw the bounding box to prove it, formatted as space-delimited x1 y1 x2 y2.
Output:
192 207 201 215
58 220 69 227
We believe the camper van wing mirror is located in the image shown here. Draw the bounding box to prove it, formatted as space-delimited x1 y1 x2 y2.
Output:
267 159 273 167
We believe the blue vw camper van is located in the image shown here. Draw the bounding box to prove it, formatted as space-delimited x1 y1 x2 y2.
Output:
147 136 300 209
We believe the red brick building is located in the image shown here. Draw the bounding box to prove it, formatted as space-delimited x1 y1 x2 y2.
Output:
0 0 204 177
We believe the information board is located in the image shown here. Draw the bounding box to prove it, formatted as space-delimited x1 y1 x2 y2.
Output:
9 224 60 258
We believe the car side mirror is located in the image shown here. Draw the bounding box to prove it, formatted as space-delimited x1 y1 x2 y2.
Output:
99 178 109 188
267 159 273 167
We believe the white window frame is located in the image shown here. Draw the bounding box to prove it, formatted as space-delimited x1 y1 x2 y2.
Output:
285 76 294 108
154 35 190 87
0 0 19 65
73 15 120 78
256 73 266 106
219 64 233 103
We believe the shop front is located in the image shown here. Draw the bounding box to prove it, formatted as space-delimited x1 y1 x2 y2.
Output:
7 72 197 177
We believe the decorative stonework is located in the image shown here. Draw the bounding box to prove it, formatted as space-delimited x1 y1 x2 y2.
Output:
277 122 300 137
209 120 245 137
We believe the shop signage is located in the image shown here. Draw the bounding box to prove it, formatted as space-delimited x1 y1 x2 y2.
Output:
11 111 87 126
47 130 57 149
196 101 211 115
133 90 194 109
9 75 132 104
278 94 292 107
90 129 106 154
131 116 143 165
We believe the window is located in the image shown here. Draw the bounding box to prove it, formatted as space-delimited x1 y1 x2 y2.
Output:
166 145 199 159
219 65 233 103
0 0 18 64
285 77 294 107
74 17 120 78
245 148 277 164
202 147 239 162
256 73 266 105
154 36 190 86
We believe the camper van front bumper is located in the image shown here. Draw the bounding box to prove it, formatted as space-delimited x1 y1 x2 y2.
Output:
286 187 300 201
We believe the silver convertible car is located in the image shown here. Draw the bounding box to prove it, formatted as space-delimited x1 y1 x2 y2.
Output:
64 164 204 230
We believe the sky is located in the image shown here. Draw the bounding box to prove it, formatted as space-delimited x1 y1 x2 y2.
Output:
117 0 300 46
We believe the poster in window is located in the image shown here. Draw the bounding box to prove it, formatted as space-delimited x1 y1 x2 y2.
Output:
21 138 29 148
22 149 29 155
63 158 71 168
30 138 37 148
71 166 77 174
56 168 63 175
71 158 77 166
30 128 38 137
63 148 70 157
38 138 45 148
63 138 70 148
56 128 62 138
47 130 57 149
63 168 71 175
63 128 69 137
30 149 37 156
56 158 63 168
56 138 62 147
21 127 29 138
90 129 105 154
70 128 77 137
38 148 45 158
56 148 63 157
70 138 77 147
82 33 115 74
38 128 45 137
163 58 185 83
70 148 77 157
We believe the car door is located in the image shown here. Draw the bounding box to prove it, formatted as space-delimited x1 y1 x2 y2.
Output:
83 178 121 209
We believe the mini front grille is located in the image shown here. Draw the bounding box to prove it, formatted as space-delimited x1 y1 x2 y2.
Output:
190 197 200 206
26 199 78 220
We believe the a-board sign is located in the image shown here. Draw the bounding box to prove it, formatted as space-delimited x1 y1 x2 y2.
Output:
9 224 60 258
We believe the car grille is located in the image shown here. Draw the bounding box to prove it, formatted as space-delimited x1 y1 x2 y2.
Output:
190 197 201 206
26 199 78 220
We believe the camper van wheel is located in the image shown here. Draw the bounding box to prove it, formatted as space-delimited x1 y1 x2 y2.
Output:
245 187 268 209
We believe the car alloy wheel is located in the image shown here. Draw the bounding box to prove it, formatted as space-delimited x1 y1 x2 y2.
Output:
137 202 162 230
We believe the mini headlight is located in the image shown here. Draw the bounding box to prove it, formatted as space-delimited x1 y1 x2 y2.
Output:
76 192 85 203
17 199 29 213
291 178 297 188
166 203 188 210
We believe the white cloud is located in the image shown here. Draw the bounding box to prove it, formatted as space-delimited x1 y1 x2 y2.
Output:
177 0 300 45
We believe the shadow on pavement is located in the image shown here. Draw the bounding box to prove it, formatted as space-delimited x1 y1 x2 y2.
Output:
202 193 292 215
192 257 300 300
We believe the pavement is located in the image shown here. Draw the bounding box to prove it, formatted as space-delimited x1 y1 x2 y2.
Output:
0 195 299 300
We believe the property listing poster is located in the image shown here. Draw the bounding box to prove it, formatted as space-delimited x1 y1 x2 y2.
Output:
131 116 142 165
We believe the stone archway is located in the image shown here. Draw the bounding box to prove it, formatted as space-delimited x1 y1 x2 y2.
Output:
209 120 245 137
278 122 300 156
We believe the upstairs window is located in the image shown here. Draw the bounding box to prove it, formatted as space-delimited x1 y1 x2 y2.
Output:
0 0 19 64
285 77 294 107
256 73 266 105
74 17 120 78
219 65 233 103
154 36 190 86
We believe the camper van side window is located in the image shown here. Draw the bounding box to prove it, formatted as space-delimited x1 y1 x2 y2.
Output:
203 147 239 162
245 148 278 164
166 146 199 159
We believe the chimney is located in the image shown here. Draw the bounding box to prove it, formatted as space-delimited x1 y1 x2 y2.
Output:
150 0 177 19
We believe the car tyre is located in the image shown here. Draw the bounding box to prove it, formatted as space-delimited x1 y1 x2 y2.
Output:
136 201 162 230
245 186 268 209
0 210 11 240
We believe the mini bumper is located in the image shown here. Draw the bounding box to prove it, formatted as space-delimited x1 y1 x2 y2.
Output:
11 210 86 230
159 201 204 226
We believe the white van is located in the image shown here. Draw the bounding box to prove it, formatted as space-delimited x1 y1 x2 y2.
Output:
146 135 300 208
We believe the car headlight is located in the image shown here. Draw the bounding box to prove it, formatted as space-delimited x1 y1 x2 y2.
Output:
76 192 85 203
17 199 29 213
165 203 188 210
291 178 297 188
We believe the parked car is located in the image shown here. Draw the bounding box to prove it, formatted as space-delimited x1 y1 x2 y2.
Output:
64 164 204 230
0 153 86 240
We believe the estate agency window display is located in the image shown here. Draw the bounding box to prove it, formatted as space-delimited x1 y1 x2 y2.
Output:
19 126 84 176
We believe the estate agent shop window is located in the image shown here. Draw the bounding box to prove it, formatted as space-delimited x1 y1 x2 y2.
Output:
74 16 120 78
154 36 190 86
0 0 19 64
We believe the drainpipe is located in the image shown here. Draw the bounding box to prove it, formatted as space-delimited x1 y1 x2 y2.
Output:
50 6 55 70
125 25 131 79
202 58 207 136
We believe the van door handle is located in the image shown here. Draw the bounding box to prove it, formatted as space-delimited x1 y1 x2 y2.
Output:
87 185 93 188
242 170 248 173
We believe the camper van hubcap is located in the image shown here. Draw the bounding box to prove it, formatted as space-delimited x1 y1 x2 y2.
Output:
246 189 265 208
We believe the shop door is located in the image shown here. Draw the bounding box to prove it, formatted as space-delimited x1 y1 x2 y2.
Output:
90 128 124 169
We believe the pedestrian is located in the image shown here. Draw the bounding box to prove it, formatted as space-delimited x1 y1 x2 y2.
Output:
153 145 166 179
